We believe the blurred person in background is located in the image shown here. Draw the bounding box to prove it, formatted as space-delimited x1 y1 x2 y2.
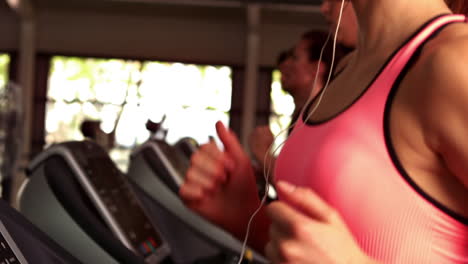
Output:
249 30 351 178
80 119 115 151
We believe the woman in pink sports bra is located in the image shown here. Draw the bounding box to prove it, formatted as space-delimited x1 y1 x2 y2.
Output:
179 0 468 263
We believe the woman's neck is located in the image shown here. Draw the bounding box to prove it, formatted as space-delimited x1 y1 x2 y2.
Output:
351 0 451 58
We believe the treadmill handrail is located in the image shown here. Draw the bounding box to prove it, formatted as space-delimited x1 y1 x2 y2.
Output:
27 144 134 252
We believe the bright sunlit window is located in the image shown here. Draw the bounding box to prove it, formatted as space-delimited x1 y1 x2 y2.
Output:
0 54 10 89
269 70 295 154
46 56 232 170
0 53 10 195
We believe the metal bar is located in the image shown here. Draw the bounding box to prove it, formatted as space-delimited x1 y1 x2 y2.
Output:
106 0 322 12
241 3 261 148
7 0 36 208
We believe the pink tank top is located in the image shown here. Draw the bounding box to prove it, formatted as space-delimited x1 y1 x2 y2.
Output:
275 14 468 263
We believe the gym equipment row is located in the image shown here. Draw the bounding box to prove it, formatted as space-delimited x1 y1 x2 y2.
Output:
15 137 268 264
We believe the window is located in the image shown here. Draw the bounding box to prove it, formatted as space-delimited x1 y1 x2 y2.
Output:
0 53 11 196
0 54 10 89
269 69 295 154
46 56 232 171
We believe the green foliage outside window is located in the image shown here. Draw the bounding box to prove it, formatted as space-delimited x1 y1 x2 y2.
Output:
0 54 10 89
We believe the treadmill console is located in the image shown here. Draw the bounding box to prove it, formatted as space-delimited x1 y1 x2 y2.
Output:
174 138 198 159
139 140 190 193
45 141 170 263
154 140 190 181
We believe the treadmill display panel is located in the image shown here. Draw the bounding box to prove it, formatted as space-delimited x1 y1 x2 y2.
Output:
71 142 167 260
155 141 190 180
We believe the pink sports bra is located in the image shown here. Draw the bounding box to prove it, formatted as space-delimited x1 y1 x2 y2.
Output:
275 14 468 263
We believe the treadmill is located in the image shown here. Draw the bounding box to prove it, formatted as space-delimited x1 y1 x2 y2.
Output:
173 138 199 160
128 138 269 264
18 140 171 264
0 198 82 263
130 139 193 194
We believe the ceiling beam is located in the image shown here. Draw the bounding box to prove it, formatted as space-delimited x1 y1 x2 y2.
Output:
106 0 322 12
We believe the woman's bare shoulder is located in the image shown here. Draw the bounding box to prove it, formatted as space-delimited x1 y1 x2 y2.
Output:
406 23 468 127
416 23 468 83
423 23 468 61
